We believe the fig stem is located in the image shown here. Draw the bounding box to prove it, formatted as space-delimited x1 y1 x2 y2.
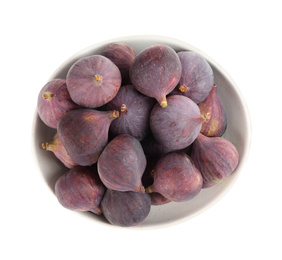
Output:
42 142 48 150
203 112 211 122
94 74 102 84
145 186 153 194
42 92 55 100
179 85 188 93
120 104 127 114
138 185 146 193
160 101 167 108
111 110 120 119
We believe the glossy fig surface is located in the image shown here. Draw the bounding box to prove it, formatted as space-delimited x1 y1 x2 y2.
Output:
150 95 205 150
98 134 146 192
55 166 106 214
191 133 239 188
101 189 151 227
174 51 214 104
42 133 78 169
58 108 119 166
66 55 121 108
105 85 155 141
146 152 203 202
198 84 227 137
129 44 181 108
37 79 80 128
100 43 137 84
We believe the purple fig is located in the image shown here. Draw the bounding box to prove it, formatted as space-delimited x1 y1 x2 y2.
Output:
37 79 80 128
55 166 106 214
198 84 227 137
97 134 146 193
105 85 155 141
58 108 119 166
146 152 203 202
42 133 78 169
66 55 122 108
129 44 181 108
172 51 214 104
191 133 239 188
101 189 151 227
150 192 171 206
100 42 137 84
150 95 206 150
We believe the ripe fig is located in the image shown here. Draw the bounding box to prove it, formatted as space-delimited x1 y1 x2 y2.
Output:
66 55 122 108
146 152 203 202
42 133 78 169
173 51 214 104
198 84 227 137
100 42 137 84
101 189 151 227
150 192 171 206
105 85 155 141
129 44 181 108
150 95 206 150
191 133 239 188
37 79 80 128
55 166 106 214
97 134 146 193
58 108 119 166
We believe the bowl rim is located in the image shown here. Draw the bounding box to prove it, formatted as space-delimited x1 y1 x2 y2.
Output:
32 35 252 229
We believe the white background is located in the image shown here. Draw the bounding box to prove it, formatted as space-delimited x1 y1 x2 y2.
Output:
1 0 281 259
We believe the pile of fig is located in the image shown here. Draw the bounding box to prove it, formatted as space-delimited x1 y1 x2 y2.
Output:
38 42 239 227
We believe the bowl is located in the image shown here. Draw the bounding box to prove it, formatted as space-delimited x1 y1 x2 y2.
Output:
33 35 251 229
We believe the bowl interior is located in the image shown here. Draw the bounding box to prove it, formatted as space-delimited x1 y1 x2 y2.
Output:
33 35 251 229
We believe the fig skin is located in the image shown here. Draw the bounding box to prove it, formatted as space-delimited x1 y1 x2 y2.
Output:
191 133 239 188
100 43 137 84
198 84 227 137
55 166 106 214
150 192 171 206
105 85 156 141
150 95 206 150
58 108 119 166
146 152 203 202
129 44 182 108
66 55 122 108
101 189 151 227
37 79 81 128
172 51 214 104
97 134 146 193
42 133 78 169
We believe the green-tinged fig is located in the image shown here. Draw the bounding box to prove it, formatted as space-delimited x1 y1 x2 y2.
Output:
191 133 239 188
101 189 151 227
42 133 78 169
198 84 227 137
98 134 146 192
100 43 137 84
58 108 119 166
146 152 203 202
37 79 81 128
55 166 106 214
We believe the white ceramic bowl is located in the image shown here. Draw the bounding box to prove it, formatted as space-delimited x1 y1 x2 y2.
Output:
33 35 251 229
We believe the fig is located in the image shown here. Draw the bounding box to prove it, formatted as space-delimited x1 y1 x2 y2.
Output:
42 133 78 169
191 133 239 188
101 189 151 227
58 108 119 166
100 42 137 84
173 51 214 104
98 134 146 193
150 192 171 206
129 44 182 108
150 95 206 150
146 152 203 202
55 166 106 214
198 84 227 137
105 85 155 141
141 157 157 188
66 55 122 108
37 79 80 128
